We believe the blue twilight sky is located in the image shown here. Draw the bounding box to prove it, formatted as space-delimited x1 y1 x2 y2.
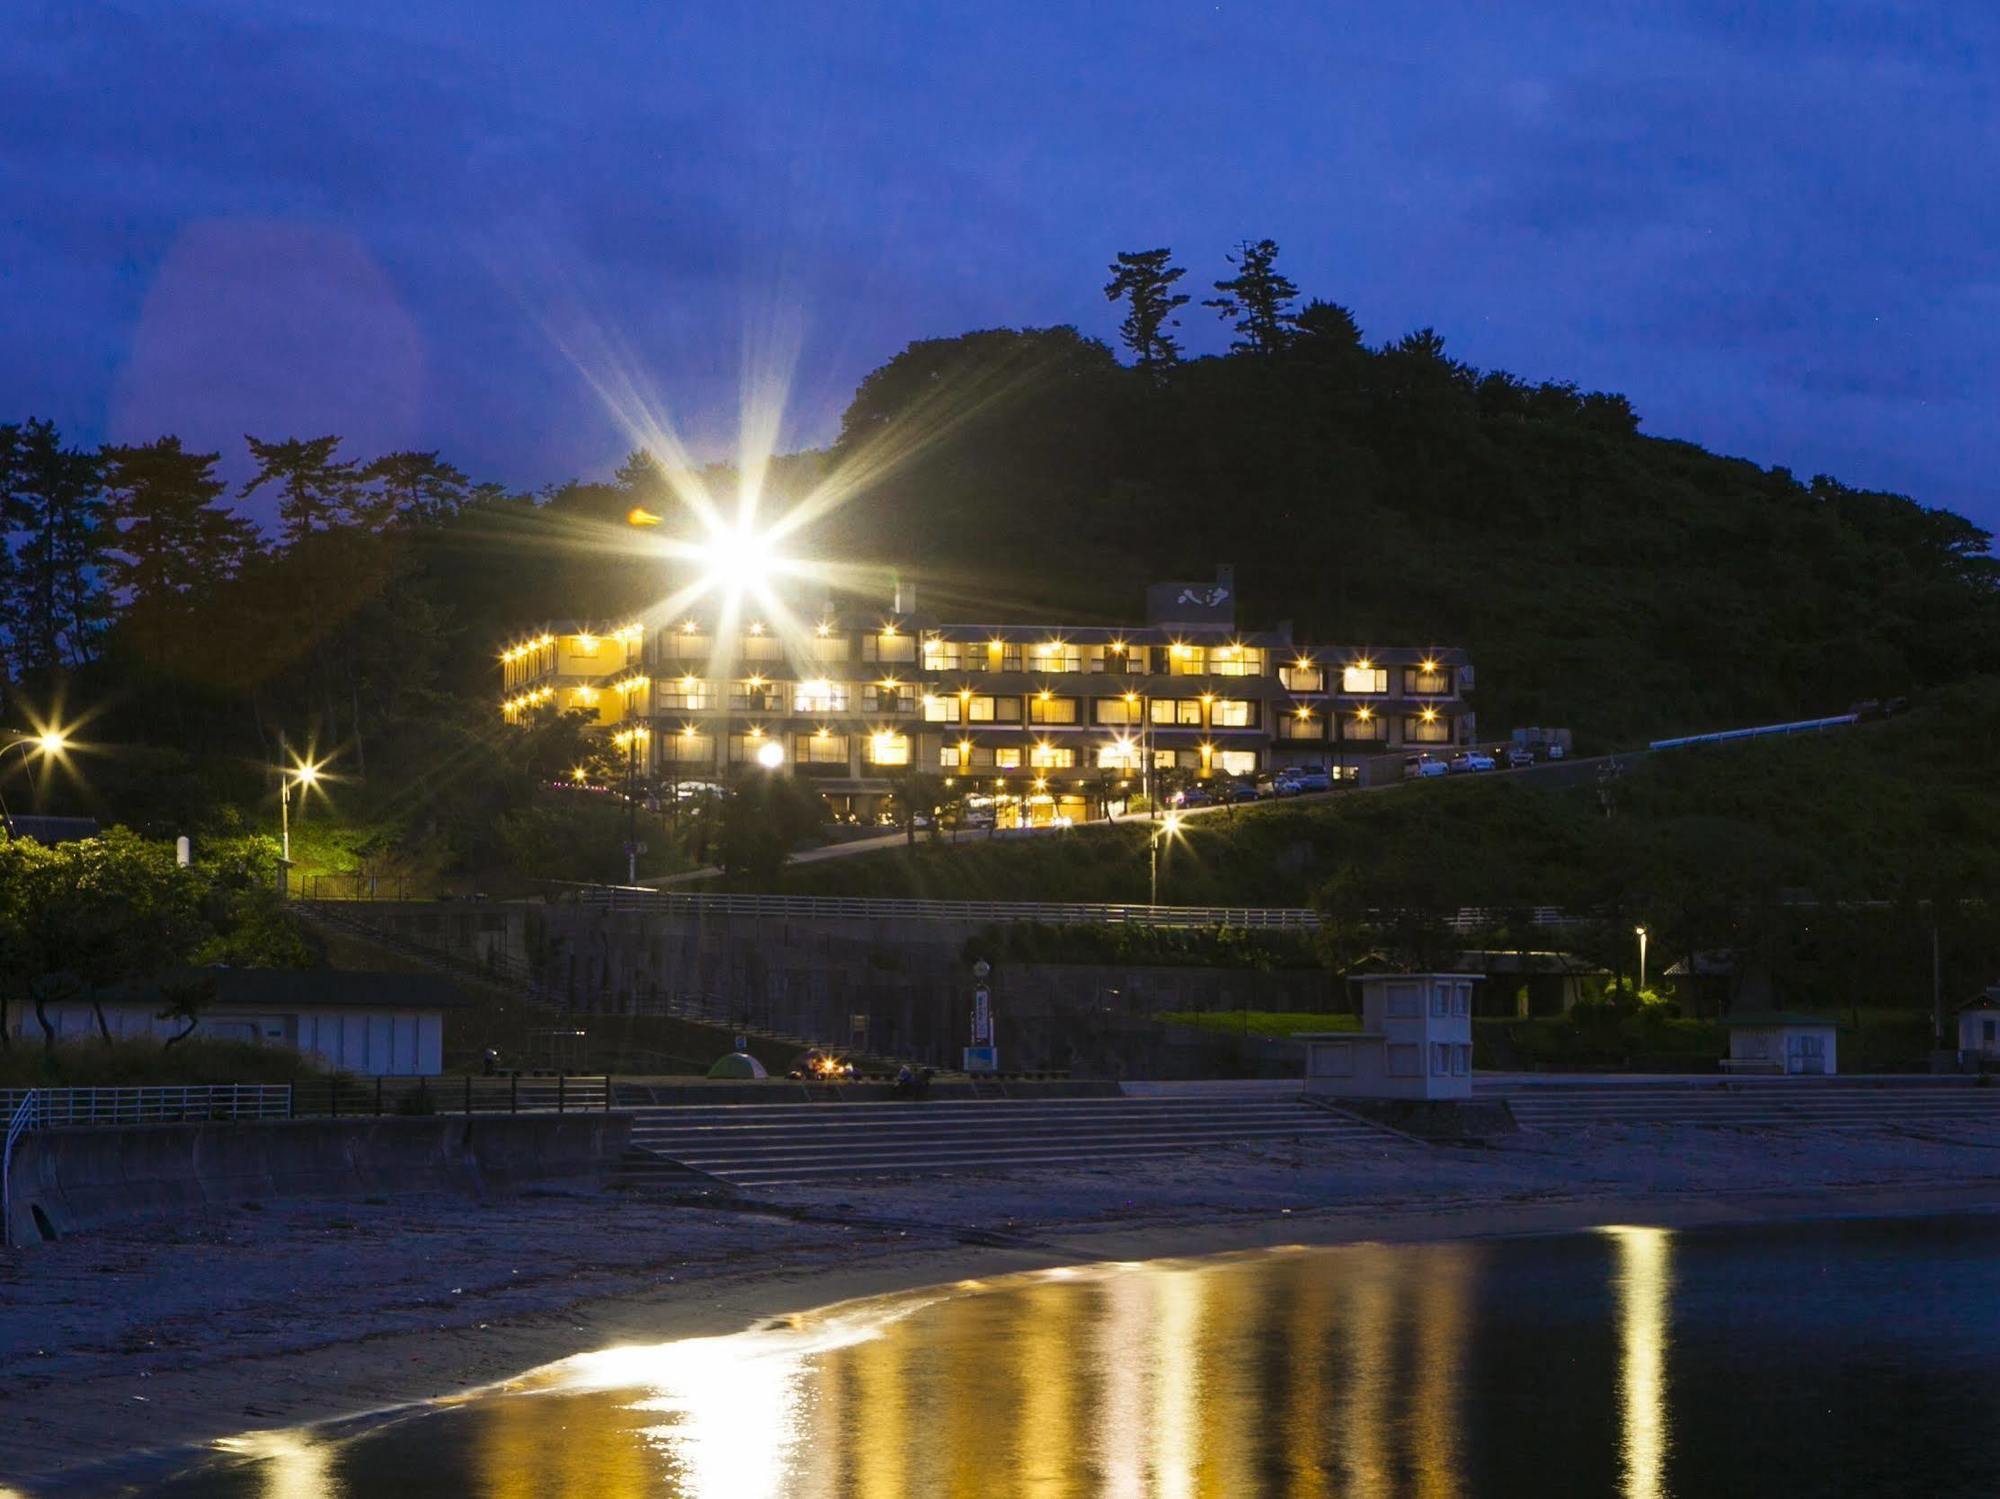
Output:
3 1 1997 530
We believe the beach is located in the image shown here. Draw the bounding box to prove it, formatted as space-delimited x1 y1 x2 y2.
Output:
6 1120 2000 1493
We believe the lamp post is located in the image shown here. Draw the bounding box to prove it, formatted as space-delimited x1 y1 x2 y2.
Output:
277 759 318 897
1635 925 1649 995
0 730 69 837
1149 812 1181 906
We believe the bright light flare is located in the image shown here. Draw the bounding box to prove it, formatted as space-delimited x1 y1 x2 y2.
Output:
33 731 65 755
755 740 786 769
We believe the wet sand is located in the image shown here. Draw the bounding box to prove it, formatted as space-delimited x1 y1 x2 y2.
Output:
5 1121 2000 1494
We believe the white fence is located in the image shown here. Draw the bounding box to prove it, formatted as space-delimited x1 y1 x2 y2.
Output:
1648 713 1858 753
568 886 1324 931
0 1083 295 1129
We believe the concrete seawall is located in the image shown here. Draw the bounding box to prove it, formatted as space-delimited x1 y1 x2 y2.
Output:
5 1113 632 1245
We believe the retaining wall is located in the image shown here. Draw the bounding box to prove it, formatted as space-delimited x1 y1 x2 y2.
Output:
5 1112 631 1246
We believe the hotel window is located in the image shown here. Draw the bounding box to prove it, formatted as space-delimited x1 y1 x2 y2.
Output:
1028 644 1082 673
1168 645 1208 675
1342 714 1386 741
1149 698 1203 727
1279 663 1325 692
662 732 713 763
1342 665 1389 694
1094 697 1142 726
862 684 912 714
727 733 779 763
976 640 1023 672
1096 742 1143 769
1084 645 1122 673
1406 714 1451 744
1028 695 1079 725
923 695 961 723
1431 1043 1451 1077
1212 699 1256 728
1216 750 1258 776
797 733 849 765
731 680 780 711
938 745 963 769
793 680 848 713
861 633 917 664
567 634 601 659
662 630 710 661
923 639 964 671
1278 713 1322 740
740 634 782 662
1029 744 1077 769
1431 984 1450 1017
965 746 997 769
864 732 910 766
804 636 850 662
965 694 1021 723
994 747 1023 769
660 679 712 710
1209 646 1265 677
1406 664 1452 696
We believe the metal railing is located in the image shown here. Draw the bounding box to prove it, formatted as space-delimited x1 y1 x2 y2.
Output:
3 1089 35 1248
295 873 417 901
0 1084 295 1129
289 1073 612 1117
563 886 1324 931
1648 714 1858 753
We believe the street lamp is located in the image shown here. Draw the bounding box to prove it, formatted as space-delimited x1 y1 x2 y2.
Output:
1149 812 1182 906
276 758 319 894
755 738 785 770
0 728 69 837
1635 925 1649 995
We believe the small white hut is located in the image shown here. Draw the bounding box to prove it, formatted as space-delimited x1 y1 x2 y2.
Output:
1720 1011 1838 1075
1958 990 2000 1063
1301 972 1477 1101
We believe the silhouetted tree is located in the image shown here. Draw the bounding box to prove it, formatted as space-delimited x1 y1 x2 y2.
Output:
1103 248 1190 375
103 437 259 671
6 417 109 673
1203 238 1299 353
359 450 470 526
243 434 356 541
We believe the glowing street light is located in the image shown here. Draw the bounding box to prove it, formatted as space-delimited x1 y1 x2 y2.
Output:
755 739 785 770
1636 925 1649 993
1150 811 1183 906
277 757 322 890
0 727 68 838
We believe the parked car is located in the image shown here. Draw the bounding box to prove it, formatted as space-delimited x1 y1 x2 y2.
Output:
1448 752 1498 774
1289 768 1334 793
1171 786 1215 808
1504 746 1536 769
1221 778 1262 803
1408 756 1449 779
1259 772 1299 797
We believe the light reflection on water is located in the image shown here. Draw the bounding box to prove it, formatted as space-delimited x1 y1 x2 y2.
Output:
156 1217 2000 1499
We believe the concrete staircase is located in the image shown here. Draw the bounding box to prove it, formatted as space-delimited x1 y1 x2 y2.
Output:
1490 1078 2000 1132
615 1092 1401 1189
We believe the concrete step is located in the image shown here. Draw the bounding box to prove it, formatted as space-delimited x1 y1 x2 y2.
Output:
1499 1085 2000 1131
615 1095 1402 1186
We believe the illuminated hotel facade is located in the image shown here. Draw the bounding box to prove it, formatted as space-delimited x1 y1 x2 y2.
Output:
499 569 1475 820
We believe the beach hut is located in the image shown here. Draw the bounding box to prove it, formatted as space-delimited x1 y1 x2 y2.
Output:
1301 973 1477 1101
1957 990 2000 1064
1720 1011 1837 1075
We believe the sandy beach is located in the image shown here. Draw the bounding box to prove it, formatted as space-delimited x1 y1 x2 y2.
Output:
6 1119 2000 1494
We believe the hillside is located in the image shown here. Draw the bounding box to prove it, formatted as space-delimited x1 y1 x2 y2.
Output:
770 685 2000 1011
810 324 2000 749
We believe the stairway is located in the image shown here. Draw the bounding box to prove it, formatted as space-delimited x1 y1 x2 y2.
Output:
1490 1079 2000 1132
614 1091 1403 1189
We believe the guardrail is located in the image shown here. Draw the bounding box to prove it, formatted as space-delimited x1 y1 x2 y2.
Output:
561 886 1323 931
290 1073 612 1117
3 1089 35 1248
0 1084 295 1129
1648 713 1858 753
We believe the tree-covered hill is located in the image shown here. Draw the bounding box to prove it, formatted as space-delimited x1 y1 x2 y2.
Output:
816 304 1999 747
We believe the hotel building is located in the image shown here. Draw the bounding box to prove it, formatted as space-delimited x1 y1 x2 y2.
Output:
499 568 1475 822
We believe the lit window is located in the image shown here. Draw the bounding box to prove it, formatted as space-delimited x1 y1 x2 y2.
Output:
865 732 910 767
1342 665 1388 694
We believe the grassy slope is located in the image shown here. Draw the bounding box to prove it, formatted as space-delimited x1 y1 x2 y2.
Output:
774 691 2000 909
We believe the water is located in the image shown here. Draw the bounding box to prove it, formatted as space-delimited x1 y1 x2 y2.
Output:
149 1215 2000 1498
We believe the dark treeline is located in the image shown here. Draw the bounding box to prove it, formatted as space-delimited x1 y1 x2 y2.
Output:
823 239 2000 746
5 238 1996 880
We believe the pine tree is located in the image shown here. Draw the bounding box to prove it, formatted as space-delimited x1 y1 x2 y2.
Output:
102 437 259 669
6 418 109 673
242 435 355 541
1203 238 1300 353
358 450 470 526
1103 248 1190 374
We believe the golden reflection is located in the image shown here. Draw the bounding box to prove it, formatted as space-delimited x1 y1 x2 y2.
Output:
1412 1245 1471 1499
209 1430 342 1499
1339 1250 1396 1497
1603 1226 1674 1499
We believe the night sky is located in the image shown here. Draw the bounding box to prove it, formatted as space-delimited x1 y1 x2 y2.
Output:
5 2 1997 529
